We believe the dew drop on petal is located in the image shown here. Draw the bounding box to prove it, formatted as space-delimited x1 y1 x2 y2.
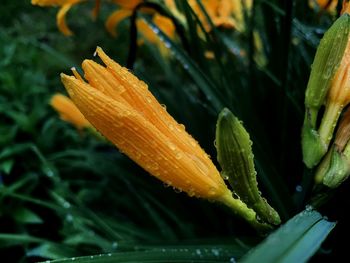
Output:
175 152 182 159
168 142 176 150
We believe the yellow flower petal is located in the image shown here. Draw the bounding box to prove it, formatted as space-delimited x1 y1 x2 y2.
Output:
57 1 83 36
50 93 90 129
105 9 133 37
136 19 158 43
31 0 67 6
153 14 175 39
112 0 143 9
91 0 101 20
328 63 350 105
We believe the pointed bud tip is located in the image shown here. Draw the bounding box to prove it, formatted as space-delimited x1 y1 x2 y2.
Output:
219 107 231 117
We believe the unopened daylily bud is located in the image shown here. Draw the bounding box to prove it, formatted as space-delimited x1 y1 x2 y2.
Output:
302 13 350 168
61 47 270 231
216 108 281 226
315 107 350 188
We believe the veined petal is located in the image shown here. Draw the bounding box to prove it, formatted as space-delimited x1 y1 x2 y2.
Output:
57 1 83 36
61 74 228 198
93 47 222 184
328 63 350 105
50 93 90 129
105 9 133 37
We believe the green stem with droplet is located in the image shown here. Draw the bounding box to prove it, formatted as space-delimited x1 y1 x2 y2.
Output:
218 191 272 232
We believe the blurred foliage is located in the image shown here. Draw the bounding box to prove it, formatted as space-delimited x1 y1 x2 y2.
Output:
0 0 349 262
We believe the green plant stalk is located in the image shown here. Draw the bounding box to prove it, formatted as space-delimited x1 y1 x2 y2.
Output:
218 191 272 232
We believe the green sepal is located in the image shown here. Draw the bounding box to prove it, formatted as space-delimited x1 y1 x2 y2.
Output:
305 13 350 110
315 146 350 188
215 108 281 226
301 114 327 168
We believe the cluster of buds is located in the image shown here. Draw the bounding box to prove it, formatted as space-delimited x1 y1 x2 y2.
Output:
302 4 350 188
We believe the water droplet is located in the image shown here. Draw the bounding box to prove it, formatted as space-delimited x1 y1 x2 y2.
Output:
305 204 313 211
230 258 236 263
112 241 118 249
135 152 141 160
208 187 216 196
168 142 176 150
169 124 174 130
174 187 182 193
222 173 229 180
66 214 73 222
175 152 182 159
46 169 54 177
189 154 209 176
211 248 220 256
146 96 152 103
164 41 171 48
195 249 202 256
107 253 112 256
188 188 196 197
295 185 303 192
163 180 172 187
63 201 71 209
151 162 159 170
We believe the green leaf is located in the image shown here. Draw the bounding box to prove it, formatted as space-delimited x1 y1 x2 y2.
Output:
27 243 79 260
13 207 43 224
239 209 336 263
0 233 45 247
0 159 14 174
42 246 241 263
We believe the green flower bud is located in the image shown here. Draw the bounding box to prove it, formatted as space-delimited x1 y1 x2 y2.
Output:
216 108 281 226
302 13 350 168
315 107 350 188
305 14 350 110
